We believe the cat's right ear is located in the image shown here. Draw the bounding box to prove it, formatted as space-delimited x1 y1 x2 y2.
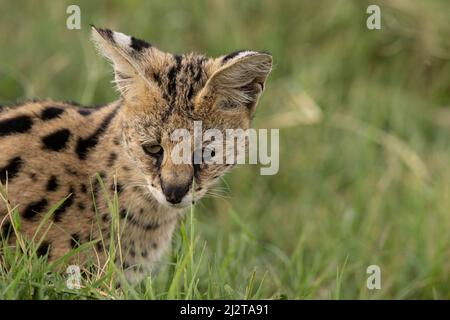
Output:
91 26 158 96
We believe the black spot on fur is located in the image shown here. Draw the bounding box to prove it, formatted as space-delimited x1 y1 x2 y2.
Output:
75 104 105 116
23 198 48 220
111 182 122 193
77 109 92 116
193 162 201 179
80 183 87 194
130 248 136 258
99 171 106 180
41 107 64 121
36 241 51 257
153 72 162 86
29 172 37 182
76 107 119 160
107 152 117 167
0 156 23 183
70 233 81 248
222 50 247 63
77 202 85 212
46 176 59 192
92 179 99 199
152 242 158 249
96 241 103 251
121 210 160 231
42 129 71 151
130 36 151 51
53 187 75 222
0 115 33 137
141 249 148 258
187 85 195 101
1 221 13 239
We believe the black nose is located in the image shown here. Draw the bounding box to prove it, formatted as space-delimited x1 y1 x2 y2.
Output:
161 182 190 204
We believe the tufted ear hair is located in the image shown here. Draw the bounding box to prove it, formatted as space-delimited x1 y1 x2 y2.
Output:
91 26 160 96
205 51 272 115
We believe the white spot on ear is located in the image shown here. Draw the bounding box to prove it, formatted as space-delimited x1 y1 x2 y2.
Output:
225 51 259 63
113 31 132 48
235 51 258 59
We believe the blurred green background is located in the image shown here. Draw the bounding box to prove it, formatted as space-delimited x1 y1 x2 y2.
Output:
1 0 450 299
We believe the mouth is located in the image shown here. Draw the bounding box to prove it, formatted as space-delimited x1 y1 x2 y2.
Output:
166 201 192 209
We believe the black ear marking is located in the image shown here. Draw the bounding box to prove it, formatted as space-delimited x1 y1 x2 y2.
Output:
93 26 114 42
130 36 151 51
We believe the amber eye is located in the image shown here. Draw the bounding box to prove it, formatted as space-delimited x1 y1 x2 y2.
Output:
143 144 163 157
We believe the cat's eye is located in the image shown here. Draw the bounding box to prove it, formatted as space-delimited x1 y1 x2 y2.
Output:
143 144 163 157
202 147 216 162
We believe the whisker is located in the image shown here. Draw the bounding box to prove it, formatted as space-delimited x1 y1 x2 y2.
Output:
207 187 230 196
205 191 231 199
219 176 231 191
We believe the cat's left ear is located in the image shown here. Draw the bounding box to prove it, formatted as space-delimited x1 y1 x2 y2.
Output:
203 51 273 115
91 26 158 95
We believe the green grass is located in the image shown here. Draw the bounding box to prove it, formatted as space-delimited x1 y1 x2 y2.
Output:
1 0 450 299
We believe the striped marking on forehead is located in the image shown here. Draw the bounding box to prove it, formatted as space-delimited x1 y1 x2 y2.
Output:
167 55 183 98
159 54 208 121
160 54 183 121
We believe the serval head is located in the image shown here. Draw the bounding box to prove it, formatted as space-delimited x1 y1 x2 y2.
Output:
91 26 272 208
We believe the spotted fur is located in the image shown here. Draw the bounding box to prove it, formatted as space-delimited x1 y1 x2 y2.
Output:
0 27 272 283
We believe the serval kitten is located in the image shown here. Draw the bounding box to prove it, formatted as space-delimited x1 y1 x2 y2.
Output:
0 26 272 282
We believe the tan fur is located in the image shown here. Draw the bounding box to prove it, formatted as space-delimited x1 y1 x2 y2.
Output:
0 27 272 283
